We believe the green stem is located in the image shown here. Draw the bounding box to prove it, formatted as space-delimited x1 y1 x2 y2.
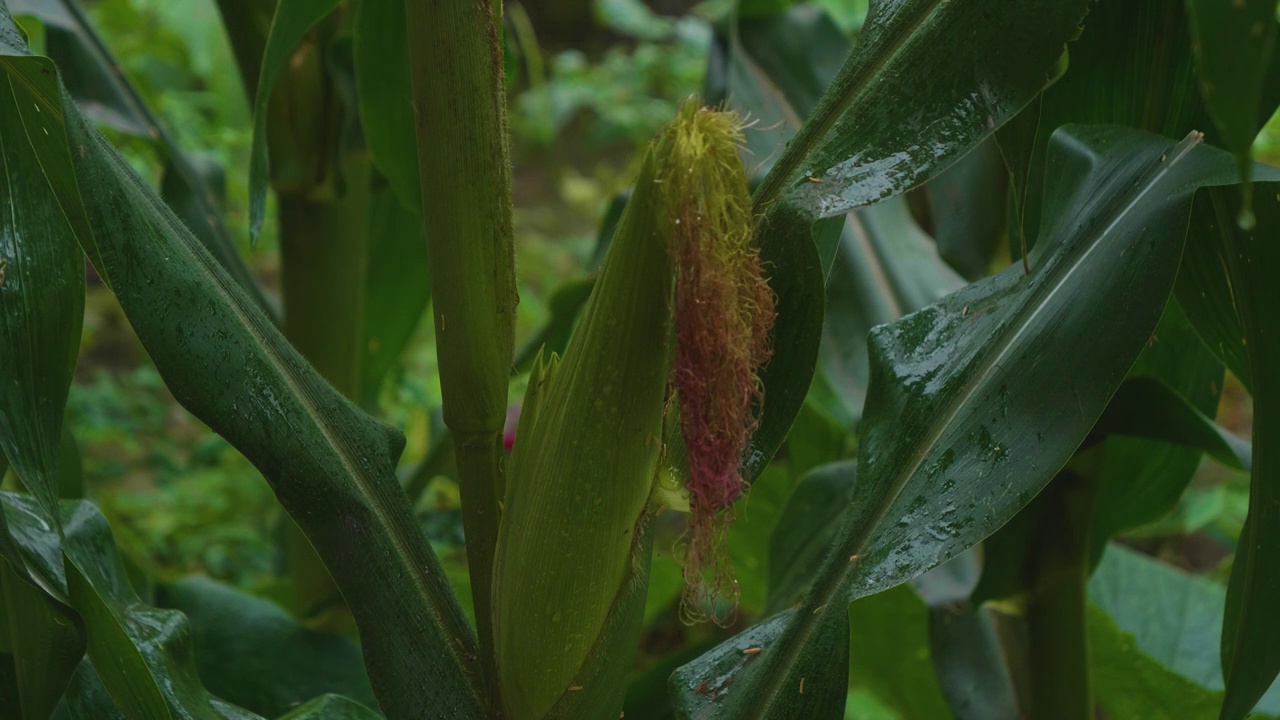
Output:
1026 468 1100 720
406 0 517 699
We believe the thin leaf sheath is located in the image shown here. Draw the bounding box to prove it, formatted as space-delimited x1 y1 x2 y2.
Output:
406 0 517 693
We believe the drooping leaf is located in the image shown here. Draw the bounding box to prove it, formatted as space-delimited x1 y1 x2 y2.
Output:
353 0 418 211
1216 183 1280 720
0 48 83 523
247 0 341 239
672 126 1255 718
7 0 271 315
0 9 484 716
156 577 377 718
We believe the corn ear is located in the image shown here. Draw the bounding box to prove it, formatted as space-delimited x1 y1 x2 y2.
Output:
493 140 672 718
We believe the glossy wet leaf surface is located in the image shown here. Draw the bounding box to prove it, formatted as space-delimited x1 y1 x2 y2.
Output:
711 0 1087 481
0 7 483 716
672 126 1254 718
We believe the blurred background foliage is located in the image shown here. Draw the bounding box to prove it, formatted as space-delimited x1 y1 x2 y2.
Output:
19 0 1279 715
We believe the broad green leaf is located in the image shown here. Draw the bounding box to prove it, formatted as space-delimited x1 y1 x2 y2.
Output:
1092 376 1249 472
1179 192 1253 389
766 461 855 613
752 0 1089 218
1217 183 1280 720
247 0 341 239
353 0 418 211
1088 605 1224 720
0 50 83 523
156 578 376 718
1008 0 1206 243
0 9 484 715
1186 0 1278 179
60 499 260 720
672 127 1252 718
820 198 964 420
275 694 381 719
7 0 271 315
1090 543 1280 714
714 0 1087 481
359 187 430 406
0 491 260 719
0 558 83 720
928 606 1023 720
846 585 952 719
1086 298 1230 565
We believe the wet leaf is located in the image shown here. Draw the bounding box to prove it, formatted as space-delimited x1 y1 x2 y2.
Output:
672 126 1256 718
0 9 483 716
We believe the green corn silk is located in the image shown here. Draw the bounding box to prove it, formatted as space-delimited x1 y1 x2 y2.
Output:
493 102 749 719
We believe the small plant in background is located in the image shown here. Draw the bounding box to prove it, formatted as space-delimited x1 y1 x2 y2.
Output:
0 1 1279 720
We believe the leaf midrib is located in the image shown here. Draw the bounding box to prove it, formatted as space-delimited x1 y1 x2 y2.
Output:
752 0 943 212
95 131 484 703
747 132 1203 718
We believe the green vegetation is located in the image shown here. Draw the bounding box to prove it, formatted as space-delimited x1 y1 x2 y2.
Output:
1 0 1279 718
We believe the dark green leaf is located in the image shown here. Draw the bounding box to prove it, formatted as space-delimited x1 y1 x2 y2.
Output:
156 577 377 718
1178 191 1253 389
1087 298 1229 566
7 0 271 315
1000 0 1203 255
0 558 83 720
353 0 418 211
766 461 855 614
63 660 126 720
1186 0 1278 163
928 606 1023 720
820 198 964 420
673 126 1251 718
1093 376 1248 471
1217 183 1280 720
60 500 261 720
921 138 1008 282
0 10 483 716
247 0 341 239
0 51 83 522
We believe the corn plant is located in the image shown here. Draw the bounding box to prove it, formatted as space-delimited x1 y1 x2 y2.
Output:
0 0 1278 719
